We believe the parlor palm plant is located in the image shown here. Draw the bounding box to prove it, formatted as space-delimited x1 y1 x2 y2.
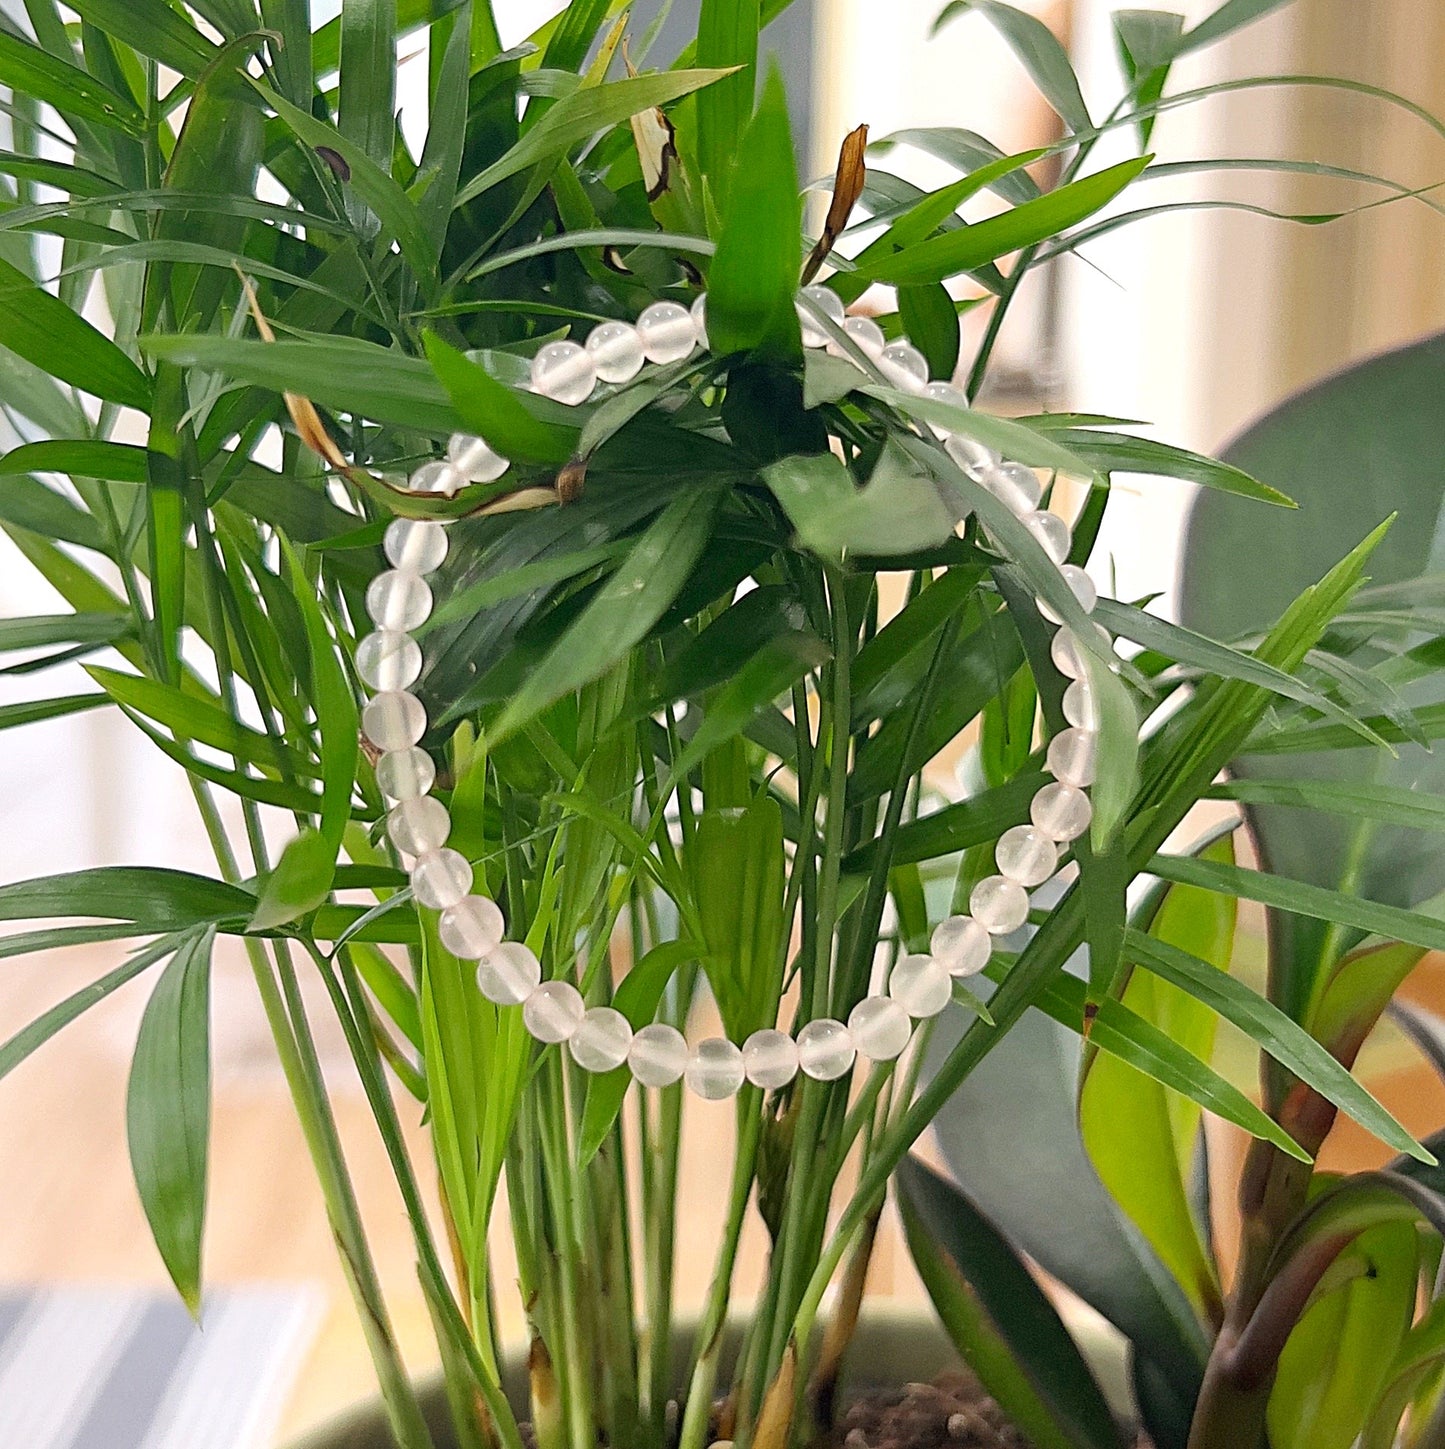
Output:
2 3 1445 1448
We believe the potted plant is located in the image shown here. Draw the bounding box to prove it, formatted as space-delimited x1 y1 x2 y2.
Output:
1 2 1442 1448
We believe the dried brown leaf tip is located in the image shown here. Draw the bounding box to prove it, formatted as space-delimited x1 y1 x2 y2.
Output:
803 123 868 285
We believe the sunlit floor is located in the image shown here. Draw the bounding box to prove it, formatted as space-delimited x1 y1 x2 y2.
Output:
2 935 1443 1444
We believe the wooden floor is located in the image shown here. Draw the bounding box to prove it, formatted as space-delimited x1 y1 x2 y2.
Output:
3 932 1445 1444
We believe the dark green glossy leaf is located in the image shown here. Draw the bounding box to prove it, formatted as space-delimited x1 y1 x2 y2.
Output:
67 0 220 77
0 29 145 136
0 439 151 482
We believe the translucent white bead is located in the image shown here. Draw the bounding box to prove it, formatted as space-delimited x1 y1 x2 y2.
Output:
569 1006 633 1072
384 518 448 575
848 995 912 1061
995 825 1058 888
362 690 426 751
388 796 450 857
531 340 597 404
356 630 422 692
1063 677 1101 730
411 848 472 910
945 433 999 478
367 570 432 631
585 320 645 384
636 301 697 363
931 915 991 978
796 1018 855 1080
439 894 505 960
1048 727 1098 788
686 1037 745 1099
376 747 435 802
690 293 708 350
523 980 584 1044
797 284 845 347
889 954 953 1018
1022 510 1071 566
922 381 966 430
1050 628 1087 679
447 432 510 484
1032 782 1092 843
628 1022 688 1087
838 315 886 362
742 1028 799 1089
879 340 929 393
409 459 465 496
1040 565 1099 625
970 875 1030 935
981 460 1042 515
477 940 542 1006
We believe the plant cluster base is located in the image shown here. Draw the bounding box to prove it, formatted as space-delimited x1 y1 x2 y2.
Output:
827 1373 1036 1449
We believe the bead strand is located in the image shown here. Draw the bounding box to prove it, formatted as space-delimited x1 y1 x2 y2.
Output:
357 287 1119 1100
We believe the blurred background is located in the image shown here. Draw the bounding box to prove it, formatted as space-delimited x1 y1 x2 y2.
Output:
1 1 1444 1442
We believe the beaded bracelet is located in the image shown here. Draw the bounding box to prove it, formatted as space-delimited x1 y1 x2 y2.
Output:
358 286 1112 1101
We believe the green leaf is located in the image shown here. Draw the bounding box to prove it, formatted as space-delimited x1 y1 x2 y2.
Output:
0 933 182 1082
696 0 759 202
899 282 962 381
1178 0 1295 56
339 0 398 173
1209 777 1445 835
933 2 1092 135
1268 1218 1419 1449
0 613 130 653
0 692 110 731
0 29 146 136
705 62 801 359
851 157 1150 286
577 938 698 1165
493 486 724 741
1032 427 1295 508
1080 836 1234 1318
67 0 220 77
454 68 737 205
0 256 151 410
0 865 254 929
249 829 336 932
126 927 216 1314
901 1160 1123 1449
423 332 579 464
1082 646 1138 847
762 445 957 558
0 439 151 482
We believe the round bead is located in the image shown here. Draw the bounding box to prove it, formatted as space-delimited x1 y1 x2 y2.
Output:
848 995 912 1061
690 293 708 349
797 284 845 347
686 1037 745 1099
1048 727 1098 788
1040 565 1099 625
569 1006 633 1072
477 940 542 1007
970 875 1030 935
1063 677 1100 731
447 433 510 484
376 747 435 802
356 630 422 692
981 460 1042 515
384 518 448 575
1022 510 1071 565
523 980 584 1044
409 459 465 497
629 1023 689 1087
879 340 929 392
796 1018 855 1080
945 433 999 479
388 795 450 857
366 570 432 631
439 895 505 960
636 301 697 363
531 340 597 405
742 1028 799 1089
411 848 473 910
922 380 966 431
889 954 953 1019
1050 628 1088 679
585 320 645 384
838 315 886 361
362 690 426 751
931 915 991 978
1032 782 1093 843
995 825 1058 887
